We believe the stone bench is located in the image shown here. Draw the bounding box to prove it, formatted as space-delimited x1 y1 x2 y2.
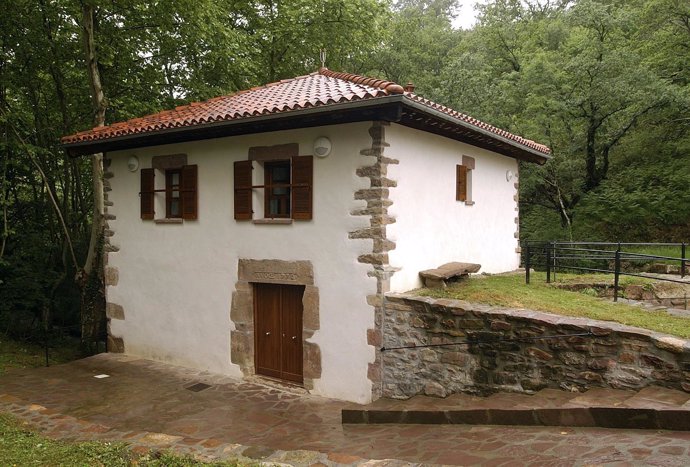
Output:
419 262 481 288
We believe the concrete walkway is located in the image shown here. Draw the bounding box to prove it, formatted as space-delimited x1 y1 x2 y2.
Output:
2 354 690 466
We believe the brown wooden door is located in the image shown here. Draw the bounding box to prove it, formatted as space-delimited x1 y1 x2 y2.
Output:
254 283 304 384
254 284 282 379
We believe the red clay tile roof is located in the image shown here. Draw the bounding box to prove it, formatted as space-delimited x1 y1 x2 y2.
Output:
404 95 550 155
61 68 550 156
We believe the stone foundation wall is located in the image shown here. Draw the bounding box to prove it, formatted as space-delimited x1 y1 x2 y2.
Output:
382 294 690 399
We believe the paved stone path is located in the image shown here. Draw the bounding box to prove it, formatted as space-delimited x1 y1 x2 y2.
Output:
2 354 690 466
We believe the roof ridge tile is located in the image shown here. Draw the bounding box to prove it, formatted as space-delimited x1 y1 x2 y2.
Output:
318 68 405 95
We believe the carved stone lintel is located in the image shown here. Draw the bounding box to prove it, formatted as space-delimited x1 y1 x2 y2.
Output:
238 259 313 285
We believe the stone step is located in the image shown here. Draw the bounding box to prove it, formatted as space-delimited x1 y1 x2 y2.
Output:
342 386 690 431
561 387 635 408
622 386 690 409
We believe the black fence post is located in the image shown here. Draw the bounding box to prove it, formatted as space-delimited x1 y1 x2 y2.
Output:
553 241 557 282
525 244 531 284
614 247 621 302
546 242 552 284
681 242 686 278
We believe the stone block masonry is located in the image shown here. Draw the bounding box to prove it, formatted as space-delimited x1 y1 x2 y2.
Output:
103 156 125 353
382 294 690 399
349 121 400 400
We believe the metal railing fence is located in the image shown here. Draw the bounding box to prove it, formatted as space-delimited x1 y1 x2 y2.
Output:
523 241 688 302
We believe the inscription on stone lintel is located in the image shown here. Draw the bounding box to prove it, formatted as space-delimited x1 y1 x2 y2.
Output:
253 271 297 281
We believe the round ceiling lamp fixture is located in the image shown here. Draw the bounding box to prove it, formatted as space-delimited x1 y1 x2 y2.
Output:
313 136 332 158
127 155 140 172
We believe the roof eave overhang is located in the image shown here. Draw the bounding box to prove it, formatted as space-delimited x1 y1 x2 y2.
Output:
399 98 550 164
62 95 550 163
61 97 406 157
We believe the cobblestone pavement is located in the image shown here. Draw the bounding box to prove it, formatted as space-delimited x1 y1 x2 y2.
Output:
2 354 689 466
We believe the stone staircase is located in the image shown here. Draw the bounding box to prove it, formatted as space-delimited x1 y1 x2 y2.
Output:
342 386 690 430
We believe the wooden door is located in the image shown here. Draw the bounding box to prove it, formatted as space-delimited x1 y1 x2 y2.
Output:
280 285 304 382
254 283 304 384
254 284 282 379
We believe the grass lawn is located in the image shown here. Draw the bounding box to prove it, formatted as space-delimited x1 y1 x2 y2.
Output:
0 333 82 376
620 244 686 262
419 272 690 338
0 413 242 466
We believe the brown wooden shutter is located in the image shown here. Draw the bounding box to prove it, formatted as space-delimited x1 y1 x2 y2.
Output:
140 168 155 219
181 164 198 220
456 164 468 202
291 155 313 220
234 160 253 220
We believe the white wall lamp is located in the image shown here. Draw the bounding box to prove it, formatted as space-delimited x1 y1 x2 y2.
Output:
313 136 332 158
127 155 139 172
506 170 515 182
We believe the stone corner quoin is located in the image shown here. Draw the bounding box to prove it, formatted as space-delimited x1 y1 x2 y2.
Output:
349 121 400 401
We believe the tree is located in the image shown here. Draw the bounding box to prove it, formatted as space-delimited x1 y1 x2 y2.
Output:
229 0 390 82
437 0 685 240
367 0 461 97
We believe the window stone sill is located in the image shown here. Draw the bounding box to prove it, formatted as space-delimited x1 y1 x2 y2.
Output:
253 218 293 225
154 218 184 224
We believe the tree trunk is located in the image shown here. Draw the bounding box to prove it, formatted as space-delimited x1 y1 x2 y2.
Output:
0 131 8 260
79 3 106 352
585 114 598 191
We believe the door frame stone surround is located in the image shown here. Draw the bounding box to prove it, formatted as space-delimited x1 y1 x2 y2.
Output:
230 259 321 389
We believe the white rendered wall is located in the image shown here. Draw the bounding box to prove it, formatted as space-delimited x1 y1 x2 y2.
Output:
386 124 520 293
106 123 377 403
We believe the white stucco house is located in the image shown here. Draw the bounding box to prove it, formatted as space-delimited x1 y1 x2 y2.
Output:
62 68 550 403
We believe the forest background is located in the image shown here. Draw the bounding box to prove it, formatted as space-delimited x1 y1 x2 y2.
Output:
1 0 688 346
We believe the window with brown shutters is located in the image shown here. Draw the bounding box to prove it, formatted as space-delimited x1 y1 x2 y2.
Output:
234 160 253 220
456 164 468 202
233 152 313 221
140 164 198 221
140 168 155 219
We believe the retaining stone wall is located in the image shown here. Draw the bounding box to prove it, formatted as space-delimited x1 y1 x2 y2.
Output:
382 294 690 399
